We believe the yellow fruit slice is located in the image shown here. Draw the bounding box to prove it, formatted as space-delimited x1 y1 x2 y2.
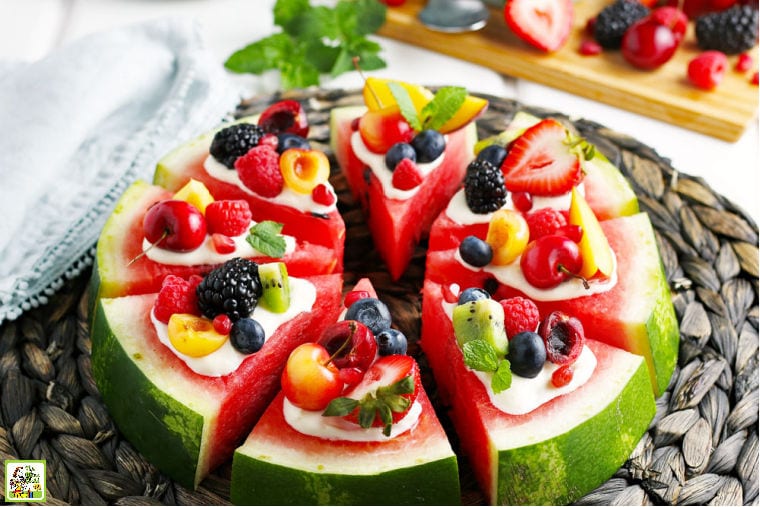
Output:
363 77 433 113
172 179 215 214
280 149 330 194
168 313 227 357
438 95 488 134
486 209 530 265
569 187 614 279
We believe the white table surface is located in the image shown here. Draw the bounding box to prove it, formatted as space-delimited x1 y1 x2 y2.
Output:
2 0 758 222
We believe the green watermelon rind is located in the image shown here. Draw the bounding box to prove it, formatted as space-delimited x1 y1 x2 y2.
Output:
230 448 460 505
644 261 680 394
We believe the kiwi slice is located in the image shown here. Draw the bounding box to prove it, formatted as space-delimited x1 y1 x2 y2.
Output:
452 298 508 357
258 262 290 313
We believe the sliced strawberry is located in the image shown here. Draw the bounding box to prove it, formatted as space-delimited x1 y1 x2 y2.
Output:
500 119 582 196
504 0 574 52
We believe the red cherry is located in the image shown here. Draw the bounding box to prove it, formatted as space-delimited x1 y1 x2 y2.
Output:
358 107 414 153
650 7 688 43
621 17 679 70
520 234 584 288
258 100 309 137
143 200 206 252
317 320 377 373
538 310 585 365
281 343 343 411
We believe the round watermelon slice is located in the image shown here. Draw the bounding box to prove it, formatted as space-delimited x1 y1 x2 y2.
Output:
421 278 656 505
90 273 343 488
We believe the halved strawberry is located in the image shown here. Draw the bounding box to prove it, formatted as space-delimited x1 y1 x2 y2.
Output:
500 119 582 196
504 0 574 52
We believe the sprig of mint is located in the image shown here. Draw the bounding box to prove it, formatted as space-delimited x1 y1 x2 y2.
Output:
323 375 414 437
247 221 287 258
224 0 387 89
388 83 467 132
462 340 512 394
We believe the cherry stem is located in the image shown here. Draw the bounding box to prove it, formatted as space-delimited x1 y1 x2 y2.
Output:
352 56 384 108
558 264 590 290
323 321 357 367
126 230 168 267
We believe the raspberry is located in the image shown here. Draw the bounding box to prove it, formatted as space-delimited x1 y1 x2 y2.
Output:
735 52 753 72
210 123 266 168
688 51 728 89
464 159 507 213
695 5 758 55
391 158 423 190
752 71 759 85
211 233 236 254
551 364 574 387
311 183 335 206
205 200 252 236
579 40 603 56
153 275 200 323
500 296 540 339
525 207 568 241
593 0 650 49
235 145 284 198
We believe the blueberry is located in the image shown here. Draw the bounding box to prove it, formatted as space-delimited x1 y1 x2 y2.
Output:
345 298 392 335
476 144 508 168
376 328 408 356
457 287 490 305
507 331 546 378
230 318 266 354
277 133 310 153
385 142 416 171
459 236 493 267
411 130 445 163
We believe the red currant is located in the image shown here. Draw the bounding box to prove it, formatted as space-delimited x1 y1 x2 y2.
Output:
511 191 533 212
212 314 232 335
551 364 574 387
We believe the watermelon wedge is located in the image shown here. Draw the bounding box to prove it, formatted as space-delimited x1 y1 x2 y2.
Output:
91 272 343 488
421 278 656 505
425 213 679 396
230 279 461 505
330 105 477 280
152 116 345 272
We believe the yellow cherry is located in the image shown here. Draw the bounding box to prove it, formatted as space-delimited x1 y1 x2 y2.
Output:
569 187 614 279
167 313 227 357
486 209 530 265
279 149 330 194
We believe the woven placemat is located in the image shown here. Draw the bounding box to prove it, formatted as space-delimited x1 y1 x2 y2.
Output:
0 88 757 506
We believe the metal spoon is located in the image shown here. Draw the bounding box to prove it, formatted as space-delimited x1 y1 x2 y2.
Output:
418 0 490 33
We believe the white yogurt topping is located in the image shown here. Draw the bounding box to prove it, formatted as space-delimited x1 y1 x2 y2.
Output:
203 155 337 215
350 131 445 201
283 397 422 442
152 274 317 377
144 222 296 266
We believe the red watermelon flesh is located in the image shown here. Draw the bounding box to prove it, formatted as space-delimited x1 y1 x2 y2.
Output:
331 106 476 280
94 181 339 300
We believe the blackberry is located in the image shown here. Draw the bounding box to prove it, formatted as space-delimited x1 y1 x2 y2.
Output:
594 0 650 49
197 258 263 322
696 5 758 55
209 123 266 169
463 159 507 214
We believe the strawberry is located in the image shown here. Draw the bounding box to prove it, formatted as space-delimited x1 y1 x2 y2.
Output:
503 0 574 52
500 119 582 196
205 199 252 236
391 158 424 190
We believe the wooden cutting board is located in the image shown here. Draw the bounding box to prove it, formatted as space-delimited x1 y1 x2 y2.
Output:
378 0 759 142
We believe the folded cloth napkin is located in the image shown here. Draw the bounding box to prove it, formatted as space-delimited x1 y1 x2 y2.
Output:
0 19 241 323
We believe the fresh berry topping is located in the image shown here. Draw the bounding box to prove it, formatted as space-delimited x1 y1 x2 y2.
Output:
526 207 568 240
458 287 491 305
558 224 584 243
212 314 232 335
311 183 335 206
459 235 494 267
277 133 311 153
593 0 650 49
411 129 446 163
205 199 252 236
391 158 424 190
500 296 540 339
476 144 508 168
196 258 262 321
280 149 331 194
210 123 266 169
258 99 309 137
317 320 377 373
688 50 729 89
385 142 417 171
621 16 680 69
501 119 582 196
282 343 343 411
695 5 759 55
538 311 585 364
376 328 408 356
504 0 574 52
579 39 603 55
211 233 236 254
650 6 689 43
230 317 266 354
154 275 200 323
551 364 574 387
511 191 534 212
506 331 547 378
464 159 508 214
345 298 393 335
736 52 754 72
752 71 759 85
235 145 284 198
259 133 279 151
359 107 414 153
143 200 207 253
520 234 584 289
345 290 371 308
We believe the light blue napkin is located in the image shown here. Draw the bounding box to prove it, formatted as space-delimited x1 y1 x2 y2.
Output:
0 19 241 323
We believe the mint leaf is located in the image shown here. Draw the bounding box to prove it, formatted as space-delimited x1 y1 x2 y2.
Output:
224 33 292 74
421 86 467 131
279 58 322 89
322 397 359 417
462 339 500 372
247 221 287 258
388 82 422 131
274 0 310 31
491 360 513 394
